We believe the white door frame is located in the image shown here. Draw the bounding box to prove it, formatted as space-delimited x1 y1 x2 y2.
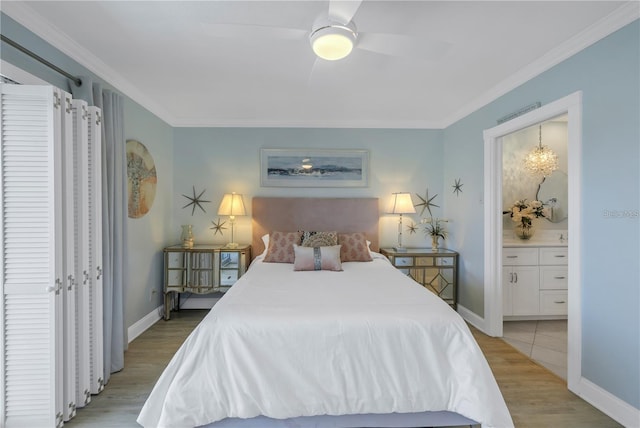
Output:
483 91 582 391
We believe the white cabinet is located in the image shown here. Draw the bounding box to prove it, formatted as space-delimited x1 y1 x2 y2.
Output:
503 246 568 319
539 248 568 315
502 248 539 316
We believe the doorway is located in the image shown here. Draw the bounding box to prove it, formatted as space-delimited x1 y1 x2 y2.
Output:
483 91 582 393
501 118 569 379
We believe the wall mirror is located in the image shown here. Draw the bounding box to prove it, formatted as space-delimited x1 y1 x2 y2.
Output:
536 170 568 223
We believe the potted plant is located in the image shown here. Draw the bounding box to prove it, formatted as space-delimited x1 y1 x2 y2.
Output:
422 218 448 251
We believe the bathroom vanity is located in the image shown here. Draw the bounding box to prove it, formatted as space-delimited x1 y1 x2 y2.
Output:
503 232 568 319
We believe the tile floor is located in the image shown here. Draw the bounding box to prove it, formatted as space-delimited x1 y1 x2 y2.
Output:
502 319 568 380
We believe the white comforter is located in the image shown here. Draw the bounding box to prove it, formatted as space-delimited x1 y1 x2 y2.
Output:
137 254 513 428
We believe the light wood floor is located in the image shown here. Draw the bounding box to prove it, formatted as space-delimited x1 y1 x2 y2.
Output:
66 309 621 428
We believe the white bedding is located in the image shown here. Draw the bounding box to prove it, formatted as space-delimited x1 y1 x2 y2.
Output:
137 253 513 428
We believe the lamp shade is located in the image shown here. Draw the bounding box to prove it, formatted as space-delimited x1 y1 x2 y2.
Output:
218 193 246 216
390 192 416 214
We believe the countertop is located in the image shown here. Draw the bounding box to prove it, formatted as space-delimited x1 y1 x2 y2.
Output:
503 239 568 248
503 230 568 247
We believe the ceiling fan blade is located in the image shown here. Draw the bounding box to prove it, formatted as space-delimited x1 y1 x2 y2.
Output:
328 0 363 24
201 23 307 41
306 57 336 86
356 32 452 61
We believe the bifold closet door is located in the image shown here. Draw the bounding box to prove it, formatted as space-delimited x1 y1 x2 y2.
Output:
86 106 104 394
71 99 91 409
1 84 65 427
60 91 77 422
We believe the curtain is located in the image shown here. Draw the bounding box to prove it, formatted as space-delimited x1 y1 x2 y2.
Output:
72 76 127 382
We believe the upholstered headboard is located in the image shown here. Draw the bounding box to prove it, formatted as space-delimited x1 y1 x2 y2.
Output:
252 197 379 259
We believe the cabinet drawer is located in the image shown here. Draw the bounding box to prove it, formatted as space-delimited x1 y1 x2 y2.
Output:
415 257 434 266
503 247 538 265
436 257 455 266
393 257 414 267
540 290 568 315
540 247 568 265
540 266 568 290
220 269 239 286
166 252 185 268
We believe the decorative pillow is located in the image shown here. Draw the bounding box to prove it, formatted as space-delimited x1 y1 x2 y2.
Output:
263 231 302 263
300 231 338 247
293 244 343 271
259 234 270 256
338 232 373 262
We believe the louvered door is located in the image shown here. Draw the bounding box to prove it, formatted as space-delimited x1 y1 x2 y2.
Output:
86 106 104 394
71 99 91 408
60 92 77 421
0 84 64 427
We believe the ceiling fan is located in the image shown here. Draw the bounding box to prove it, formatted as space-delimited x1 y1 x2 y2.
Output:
202 0 451 80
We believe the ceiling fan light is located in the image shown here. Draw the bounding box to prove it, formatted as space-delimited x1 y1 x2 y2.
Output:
310 23 357 61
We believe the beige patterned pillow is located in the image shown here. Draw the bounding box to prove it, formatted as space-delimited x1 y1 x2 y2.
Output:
293 244 343 271
263 231 302 263
338 232 373 262
300 231 338 247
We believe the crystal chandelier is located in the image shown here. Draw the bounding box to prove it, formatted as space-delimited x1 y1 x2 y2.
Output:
524 125 558 177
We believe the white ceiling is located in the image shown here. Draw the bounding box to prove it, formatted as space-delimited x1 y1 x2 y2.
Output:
2 1 636 128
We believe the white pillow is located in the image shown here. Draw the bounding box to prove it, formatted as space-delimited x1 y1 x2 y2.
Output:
260 233 269 256
293 244 343 272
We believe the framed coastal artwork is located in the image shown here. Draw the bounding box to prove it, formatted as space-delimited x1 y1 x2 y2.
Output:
260 148 369 188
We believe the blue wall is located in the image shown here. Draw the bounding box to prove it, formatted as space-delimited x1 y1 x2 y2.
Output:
171 127 443 249
443 20 639 408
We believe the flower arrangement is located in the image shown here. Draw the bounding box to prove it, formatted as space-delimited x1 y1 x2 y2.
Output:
505 199 549 239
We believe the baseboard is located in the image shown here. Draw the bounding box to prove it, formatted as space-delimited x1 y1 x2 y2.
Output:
179 296 220 310
128 305 163 344
457 304 487 334
575 377 640 427
459 305 638 426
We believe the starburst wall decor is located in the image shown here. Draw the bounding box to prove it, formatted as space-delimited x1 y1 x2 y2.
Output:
406 221 418 234
182 186 210 216
415 189 439 217
452 178 463 196
209 218 227 236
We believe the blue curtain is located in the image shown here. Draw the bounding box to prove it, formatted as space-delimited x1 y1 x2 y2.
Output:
72 77 127 382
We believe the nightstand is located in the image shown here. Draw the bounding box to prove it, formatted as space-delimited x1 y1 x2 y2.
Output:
380 248 458 309
163 244 251 320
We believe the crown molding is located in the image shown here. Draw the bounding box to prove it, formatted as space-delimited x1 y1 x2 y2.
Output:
170 118 443 129
441 1 639 128
4 1 637 130
1 1 174 125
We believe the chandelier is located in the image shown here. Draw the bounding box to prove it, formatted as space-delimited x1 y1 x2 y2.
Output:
524 125 558 177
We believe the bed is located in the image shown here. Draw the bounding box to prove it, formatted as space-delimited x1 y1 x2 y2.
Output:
137 198 513 428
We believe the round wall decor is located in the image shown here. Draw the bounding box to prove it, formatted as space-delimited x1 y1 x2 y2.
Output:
126 139 157 218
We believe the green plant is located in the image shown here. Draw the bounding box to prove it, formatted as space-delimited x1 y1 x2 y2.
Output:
422 218 448 239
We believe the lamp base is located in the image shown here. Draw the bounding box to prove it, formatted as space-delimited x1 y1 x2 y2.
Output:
225 242 240 249
393 246 408 253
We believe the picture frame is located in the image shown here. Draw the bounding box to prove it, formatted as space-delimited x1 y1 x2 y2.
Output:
260 148 369 188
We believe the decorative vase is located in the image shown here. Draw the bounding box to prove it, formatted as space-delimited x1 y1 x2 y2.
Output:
181 224 194 248
514 223 535 240
431 235 439 251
